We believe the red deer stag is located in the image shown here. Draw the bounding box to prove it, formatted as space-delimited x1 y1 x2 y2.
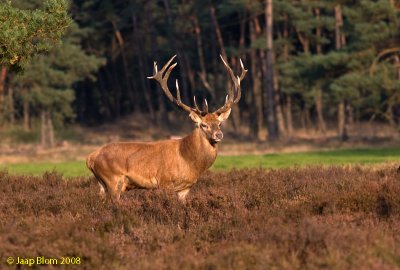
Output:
86 55 247 201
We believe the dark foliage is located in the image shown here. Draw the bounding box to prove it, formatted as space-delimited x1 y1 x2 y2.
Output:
0 167 400 269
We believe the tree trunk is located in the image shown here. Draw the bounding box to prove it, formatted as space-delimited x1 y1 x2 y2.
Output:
315 87 326 134
157 89 169 129
0 67 7 103
111 20 135 111
210 4 240 131
210 5 227 60
273 71 286 136
335 4 348 141
387 103 396 127
301 107 306 131
163 0 191 113
132 14 155 122
192 15 214 98
147 4 170 128
285 95 293 137
40 110 55 148
41 110 47 147
296 31 310 54
263 0 278 141
180 52 195 101
315 8 327 134
334 5 345 51
282 14 293 138
193 15 207 77
106 66 121 119
315 8 322 55
23 98 30 131
98 70 113 119
47 115 55 148
7 86 14 125
138 52 155 120
301 107 312 132
395 55 400 79
249 19 264 140
338 100 348 140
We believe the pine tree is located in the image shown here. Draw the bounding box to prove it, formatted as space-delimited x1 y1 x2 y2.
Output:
0 0 70 69
11 22 105 147
0 0 70 126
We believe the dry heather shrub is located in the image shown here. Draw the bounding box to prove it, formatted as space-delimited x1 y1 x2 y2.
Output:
0 166 399 269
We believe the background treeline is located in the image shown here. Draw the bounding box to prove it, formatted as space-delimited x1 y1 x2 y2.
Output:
1 0 400 146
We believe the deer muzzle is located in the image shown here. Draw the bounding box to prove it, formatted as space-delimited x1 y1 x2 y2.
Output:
212 131 223 142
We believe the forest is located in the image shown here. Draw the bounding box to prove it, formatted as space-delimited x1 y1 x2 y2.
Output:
1 0 400 147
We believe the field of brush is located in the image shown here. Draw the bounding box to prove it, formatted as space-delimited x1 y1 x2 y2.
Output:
1 164 400 269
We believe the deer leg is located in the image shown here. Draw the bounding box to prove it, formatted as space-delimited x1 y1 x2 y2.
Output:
107 176 126 202
98 182 106 196
177 188 190 202
91 170 107 197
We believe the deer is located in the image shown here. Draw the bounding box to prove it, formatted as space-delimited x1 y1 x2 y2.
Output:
86 55 247 202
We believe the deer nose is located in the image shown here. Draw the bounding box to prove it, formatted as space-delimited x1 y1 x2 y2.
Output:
215 132 223 141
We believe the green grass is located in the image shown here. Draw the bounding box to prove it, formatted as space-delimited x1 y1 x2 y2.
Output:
1 147 399 178
1 161 88 178
214 147 400 170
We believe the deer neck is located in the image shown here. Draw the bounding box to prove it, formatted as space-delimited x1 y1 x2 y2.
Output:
180 128 218 172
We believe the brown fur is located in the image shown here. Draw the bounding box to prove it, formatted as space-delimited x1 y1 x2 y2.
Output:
86 111 230 201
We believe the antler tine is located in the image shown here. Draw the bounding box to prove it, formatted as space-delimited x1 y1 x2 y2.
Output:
160 63 178 102
239 58 248 80
233 76 241 103
234 59 248 103
213 95 231 115
193 96 209 115
214 55 248 114
147 55 177 80
219 55 237 86
148 55 193 113
219 55 236 103
193 96 202 112
175 80 193 112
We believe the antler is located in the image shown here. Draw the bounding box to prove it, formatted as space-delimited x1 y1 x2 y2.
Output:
213 55 248 115
194 96 209 114
148 55 208 115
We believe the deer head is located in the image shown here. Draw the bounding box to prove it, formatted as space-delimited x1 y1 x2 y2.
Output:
148 55 247 144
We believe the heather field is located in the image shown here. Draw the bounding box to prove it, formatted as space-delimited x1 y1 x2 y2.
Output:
1 166 400 269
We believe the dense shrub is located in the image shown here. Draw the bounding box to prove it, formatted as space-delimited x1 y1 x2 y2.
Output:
0 166 399 269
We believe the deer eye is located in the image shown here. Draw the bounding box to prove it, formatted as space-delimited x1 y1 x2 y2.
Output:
200 123 208 129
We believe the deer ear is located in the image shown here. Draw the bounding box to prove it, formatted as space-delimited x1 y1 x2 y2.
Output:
189 111 202 124
217 109 231 122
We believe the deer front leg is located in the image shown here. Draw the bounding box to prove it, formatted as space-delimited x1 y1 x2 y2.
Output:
98 182 106 196
97 173 126 203
177 188 190 202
